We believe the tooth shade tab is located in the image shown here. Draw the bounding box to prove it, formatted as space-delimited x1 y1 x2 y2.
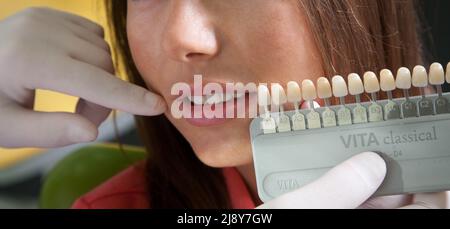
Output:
363 71 380 93
287 81 302 103
271 83 287 106
429 62 445 85
301 79 317 101
317 77 332 99
347 73 364 95
396 67 412 89
412 65 428 88
258 85 271 107
348 73 364 95
380 69 396 92
331 75 348 98
446 62 450 84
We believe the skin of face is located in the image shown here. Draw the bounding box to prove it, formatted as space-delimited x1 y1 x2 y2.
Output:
126 0 324 194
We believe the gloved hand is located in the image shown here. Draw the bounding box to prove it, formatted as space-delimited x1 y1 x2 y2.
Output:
258 152 449 209
0 7 166 148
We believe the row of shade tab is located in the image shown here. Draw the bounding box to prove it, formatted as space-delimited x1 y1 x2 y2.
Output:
257 62 450 134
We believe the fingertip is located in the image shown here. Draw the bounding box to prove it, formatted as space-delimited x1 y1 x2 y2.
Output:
361 151 387 175
145 92 167 115
67 118 98 143
350 152 387 188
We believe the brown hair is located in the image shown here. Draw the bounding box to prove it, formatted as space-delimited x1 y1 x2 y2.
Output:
104 0 424 208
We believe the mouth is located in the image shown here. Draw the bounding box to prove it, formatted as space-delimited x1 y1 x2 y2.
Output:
183 92 255 127
169 76 259 127
184 92 246 105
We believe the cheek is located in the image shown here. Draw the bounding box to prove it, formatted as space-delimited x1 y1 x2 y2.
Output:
239 4 323 81
126 14 165 92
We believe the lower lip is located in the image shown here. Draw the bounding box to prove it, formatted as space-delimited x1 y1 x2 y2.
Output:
185 94 250 127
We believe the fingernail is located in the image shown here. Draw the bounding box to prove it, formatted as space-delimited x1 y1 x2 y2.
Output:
145 93 167 115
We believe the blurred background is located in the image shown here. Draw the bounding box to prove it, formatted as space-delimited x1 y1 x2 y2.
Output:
0 0 448 208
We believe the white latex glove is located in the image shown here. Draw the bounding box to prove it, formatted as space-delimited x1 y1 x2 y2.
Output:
0 7 166 148
258 152 449 209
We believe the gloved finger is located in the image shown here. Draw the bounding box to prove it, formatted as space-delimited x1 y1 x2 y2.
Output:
29 58 167 116
398 192 449 209
0 104 97 148
359 195 412 209
258 152 387 209
75 98 112 127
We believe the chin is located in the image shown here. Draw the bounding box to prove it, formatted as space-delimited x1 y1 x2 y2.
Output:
187 125 254 168
192 142 254 168
166 111 255 168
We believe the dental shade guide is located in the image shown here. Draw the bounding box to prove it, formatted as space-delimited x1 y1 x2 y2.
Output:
251 62 450 202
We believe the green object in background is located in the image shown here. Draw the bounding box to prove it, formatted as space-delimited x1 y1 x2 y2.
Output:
39 144 146 209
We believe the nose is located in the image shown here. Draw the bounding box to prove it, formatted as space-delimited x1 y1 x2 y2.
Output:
162 1 219 63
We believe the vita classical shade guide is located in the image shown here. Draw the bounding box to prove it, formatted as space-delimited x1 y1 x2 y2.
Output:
252 62 450 203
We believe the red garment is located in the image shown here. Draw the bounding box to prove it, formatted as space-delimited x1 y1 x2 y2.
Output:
72 163 256 209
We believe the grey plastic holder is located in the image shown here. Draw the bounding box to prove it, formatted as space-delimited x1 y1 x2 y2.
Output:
250 93 450 202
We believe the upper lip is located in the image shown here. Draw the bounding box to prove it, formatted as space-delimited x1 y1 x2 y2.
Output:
172 79 258 101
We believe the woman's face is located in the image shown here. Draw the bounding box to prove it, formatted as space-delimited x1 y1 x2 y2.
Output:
127 0 323 167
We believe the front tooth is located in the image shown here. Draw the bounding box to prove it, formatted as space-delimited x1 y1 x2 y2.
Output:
380 69 396 92
271 83 287 106
317 77 332 99
396 67 412 89
429 63 445 85
412 65 428 88
348 73 364 95
258 85 271 107
363 71 380 93
206 94 224 105
332 75 348 98
446 62 450 84
191 96 206 105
